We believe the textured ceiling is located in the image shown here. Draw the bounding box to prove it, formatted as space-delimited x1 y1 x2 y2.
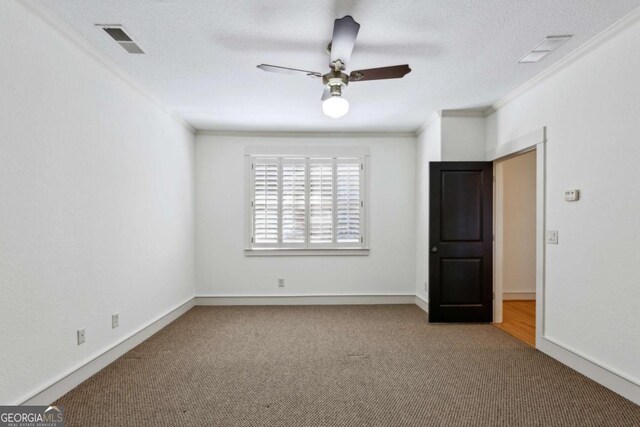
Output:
37 0 640 132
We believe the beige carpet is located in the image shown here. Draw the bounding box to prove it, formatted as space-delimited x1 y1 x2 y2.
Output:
55 305 640 426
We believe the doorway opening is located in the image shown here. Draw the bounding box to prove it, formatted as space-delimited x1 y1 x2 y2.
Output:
493 149 537 346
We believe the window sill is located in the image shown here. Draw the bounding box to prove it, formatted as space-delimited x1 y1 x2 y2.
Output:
244 248 370 257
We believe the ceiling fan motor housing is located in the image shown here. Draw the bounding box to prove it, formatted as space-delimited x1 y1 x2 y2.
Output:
322 70 349 95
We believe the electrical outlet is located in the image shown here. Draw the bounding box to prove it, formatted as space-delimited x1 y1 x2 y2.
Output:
546 230 559 244
112 313 119 329
278 278 285 288
77 329 86 345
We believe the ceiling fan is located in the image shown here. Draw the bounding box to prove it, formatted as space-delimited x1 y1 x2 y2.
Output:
257 16 411 118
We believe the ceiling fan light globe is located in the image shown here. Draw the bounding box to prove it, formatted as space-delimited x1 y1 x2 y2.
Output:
322 95 349 118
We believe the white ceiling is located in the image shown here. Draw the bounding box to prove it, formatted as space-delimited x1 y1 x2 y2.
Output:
38 0 640 132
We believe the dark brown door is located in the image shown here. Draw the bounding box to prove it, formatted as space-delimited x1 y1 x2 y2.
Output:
429 162 493 323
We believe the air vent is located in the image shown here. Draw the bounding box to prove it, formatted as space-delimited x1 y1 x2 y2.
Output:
97 25 145 54
103 27 132 42
519 35 572 63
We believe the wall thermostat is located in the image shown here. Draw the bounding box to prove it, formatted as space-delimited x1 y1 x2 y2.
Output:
564 189 580 201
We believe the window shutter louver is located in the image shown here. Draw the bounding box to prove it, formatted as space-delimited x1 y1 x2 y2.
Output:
282 160 306 244
309 161 333 244
336 161 361 243
253 160 279 244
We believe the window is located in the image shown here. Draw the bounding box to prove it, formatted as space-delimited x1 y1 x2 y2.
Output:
246 151 368 254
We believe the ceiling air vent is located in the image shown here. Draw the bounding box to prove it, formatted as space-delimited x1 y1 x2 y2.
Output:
519 35 572 63
97 25 145 54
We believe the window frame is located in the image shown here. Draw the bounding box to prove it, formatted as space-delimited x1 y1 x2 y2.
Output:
244 147 369 256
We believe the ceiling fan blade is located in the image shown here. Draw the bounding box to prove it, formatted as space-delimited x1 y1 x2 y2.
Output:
330 16 360 68
349 64 411 82
321 87 331 101
257 64 322 78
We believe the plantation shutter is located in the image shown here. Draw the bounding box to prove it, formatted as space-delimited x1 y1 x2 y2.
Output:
253 159 279 245
309 159 334 245
336 160 362 244
248 153 367 251
282 159 306 245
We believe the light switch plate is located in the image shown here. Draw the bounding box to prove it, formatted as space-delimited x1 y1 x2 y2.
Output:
546 230 558 244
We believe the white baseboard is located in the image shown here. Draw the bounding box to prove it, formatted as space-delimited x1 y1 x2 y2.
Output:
19 293 639 408
538 336 640 405
20 298 195 405
503 292 536 300
414 295 429 314
195 294 415 306
15 294 412 405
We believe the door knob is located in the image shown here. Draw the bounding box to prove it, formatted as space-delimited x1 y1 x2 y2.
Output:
430 247 438 253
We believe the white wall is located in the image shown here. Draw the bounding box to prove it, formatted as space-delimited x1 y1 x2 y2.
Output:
0 1 195 404
415 117 441 302
196 134 416 297
441 116 486 161
486 16 640 388
500 151 536 297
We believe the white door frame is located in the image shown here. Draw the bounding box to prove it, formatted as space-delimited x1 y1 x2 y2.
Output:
488 127 640 403
488 127 546 348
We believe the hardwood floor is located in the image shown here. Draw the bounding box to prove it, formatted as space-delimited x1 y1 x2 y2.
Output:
495 300 536 346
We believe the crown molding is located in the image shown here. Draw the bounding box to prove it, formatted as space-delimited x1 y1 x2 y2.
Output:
415 111 442 136
195 130 416 138
483 106 497 117
440 109 488 118
17 0 196 134
491 5 640 113
415 107 495 135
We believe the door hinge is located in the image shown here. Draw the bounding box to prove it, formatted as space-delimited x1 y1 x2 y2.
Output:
251 200 254 207
361 163 364 170
251 237 254 243
251 163 254 170
360 236 364 243
360 200 364 207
